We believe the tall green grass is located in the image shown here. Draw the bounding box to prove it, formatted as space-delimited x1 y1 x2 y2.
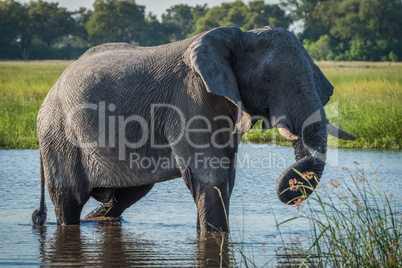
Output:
322 62 402 149
211 167 401 267
0 61 401 149
277 166 402 267
0 61 71 149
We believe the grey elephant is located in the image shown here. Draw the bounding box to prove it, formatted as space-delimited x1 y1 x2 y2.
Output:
32 26 355 233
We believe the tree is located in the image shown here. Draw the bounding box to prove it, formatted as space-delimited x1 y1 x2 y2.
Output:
162 4 193 41
195 0 292 34
221 1 248 27
162 4 207 41
245 0 292 30
139 12 170 46
315 0 402 60
320 0 402 43
28 0 75 47
282 0 402 61
73 7 92 41
85 0 146 45
195 6 225 33
280 0 329 40
0 0 29 58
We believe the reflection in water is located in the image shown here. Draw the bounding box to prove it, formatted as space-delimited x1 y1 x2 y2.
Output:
198 232 231 267
275 245 319 267
32 222 236 267
33 223 182 267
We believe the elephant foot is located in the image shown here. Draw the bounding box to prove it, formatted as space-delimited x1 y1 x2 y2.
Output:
84 197 118 220
82 216 122 225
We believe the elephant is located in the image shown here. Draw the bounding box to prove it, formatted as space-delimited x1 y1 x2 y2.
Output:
32 26 355 233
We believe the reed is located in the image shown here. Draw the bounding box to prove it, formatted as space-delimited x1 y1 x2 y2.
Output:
278 166 402 267
210 165 401 267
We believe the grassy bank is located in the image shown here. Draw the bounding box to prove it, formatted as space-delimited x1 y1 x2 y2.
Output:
0 61 72 149
0 61 401 149
321 62 402 149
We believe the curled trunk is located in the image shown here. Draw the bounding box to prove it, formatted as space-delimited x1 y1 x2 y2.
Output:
276 114 328 204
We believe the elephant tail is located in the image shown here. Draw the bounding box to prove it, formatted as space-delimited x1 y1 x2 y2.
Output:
32 151 47 225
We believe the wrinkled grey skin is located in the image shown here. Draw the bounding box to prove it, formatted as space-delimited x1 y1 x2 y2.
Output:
32 26 354 233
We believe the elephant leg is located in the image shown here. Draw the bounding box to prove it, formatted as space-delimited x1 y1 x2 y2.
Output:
182 168 231 233
109 184 155 217
196 180 230 233
85 184 154 220
51 187 90 225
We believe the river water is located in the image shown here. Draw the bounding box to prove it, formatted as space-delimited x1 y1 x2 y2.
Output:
0 144 401 267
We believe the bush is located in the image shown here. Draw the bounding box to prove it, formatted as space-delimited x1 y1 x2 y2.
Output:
389 51 398 62
302 35 401 62
303 35 334 61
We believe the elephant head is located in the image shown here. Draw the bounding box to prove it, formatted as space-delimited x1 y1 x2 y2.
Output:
186 26 355 205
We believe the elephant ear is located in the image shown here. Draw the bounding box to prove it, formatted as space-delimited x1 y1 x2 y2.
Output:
311 63 334 106
291 32 334 106
185 27 252 133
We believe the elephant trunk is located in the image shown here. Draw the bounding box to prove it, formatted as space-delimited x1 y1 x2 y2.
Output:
276 108 328 205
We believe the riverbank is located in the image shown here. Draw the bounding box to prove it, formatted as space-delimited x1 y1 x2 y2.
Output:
0 60 401 149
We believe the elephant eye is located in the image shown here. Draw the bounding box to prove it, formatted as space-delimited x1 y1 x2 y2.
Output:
263 74 271 83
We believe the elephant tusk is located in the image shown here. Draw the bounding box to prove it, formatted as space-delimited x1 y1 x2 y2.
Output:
277 123 300 141
327 123 356 140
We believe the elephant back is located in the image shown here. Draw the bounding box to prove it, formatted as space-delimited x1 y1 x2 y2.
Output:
80 43 139 58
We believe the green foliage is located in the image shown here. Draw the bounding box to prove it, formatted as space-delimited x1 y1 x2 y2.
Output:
0 0 292 59
73 7 92 41
138 13 170 46
0 0 91 59
1 0 401 60
28 0 76 46
85 0 146 45
389 51 398 62
281 0 329 40
279 167 402 266
0 0 29 59
303 35 334 61
282 0 402 61
195 0 292 34
162 4 207 42
246 0 292 30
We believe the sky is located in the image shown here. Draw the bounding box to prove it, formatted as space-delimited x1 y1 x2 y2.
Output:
16 0 281 18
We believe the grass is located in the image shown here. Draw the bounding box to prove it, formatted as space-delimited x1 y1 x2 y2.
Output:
321 62 402 150
0 61 71 149
211 166 401 267
276 166 402 267
0 60 401 149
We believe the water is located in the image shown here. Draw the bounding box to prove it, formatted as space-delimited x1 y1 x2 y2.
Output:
0 145 401 267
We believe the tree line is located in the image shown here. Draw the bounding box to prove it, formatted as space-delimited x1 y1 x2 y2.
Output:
283 0 402 61
0 0 401 61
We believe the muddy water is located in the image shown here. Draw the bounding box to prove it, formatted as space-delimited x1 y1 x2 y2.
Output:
0 145 401 267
